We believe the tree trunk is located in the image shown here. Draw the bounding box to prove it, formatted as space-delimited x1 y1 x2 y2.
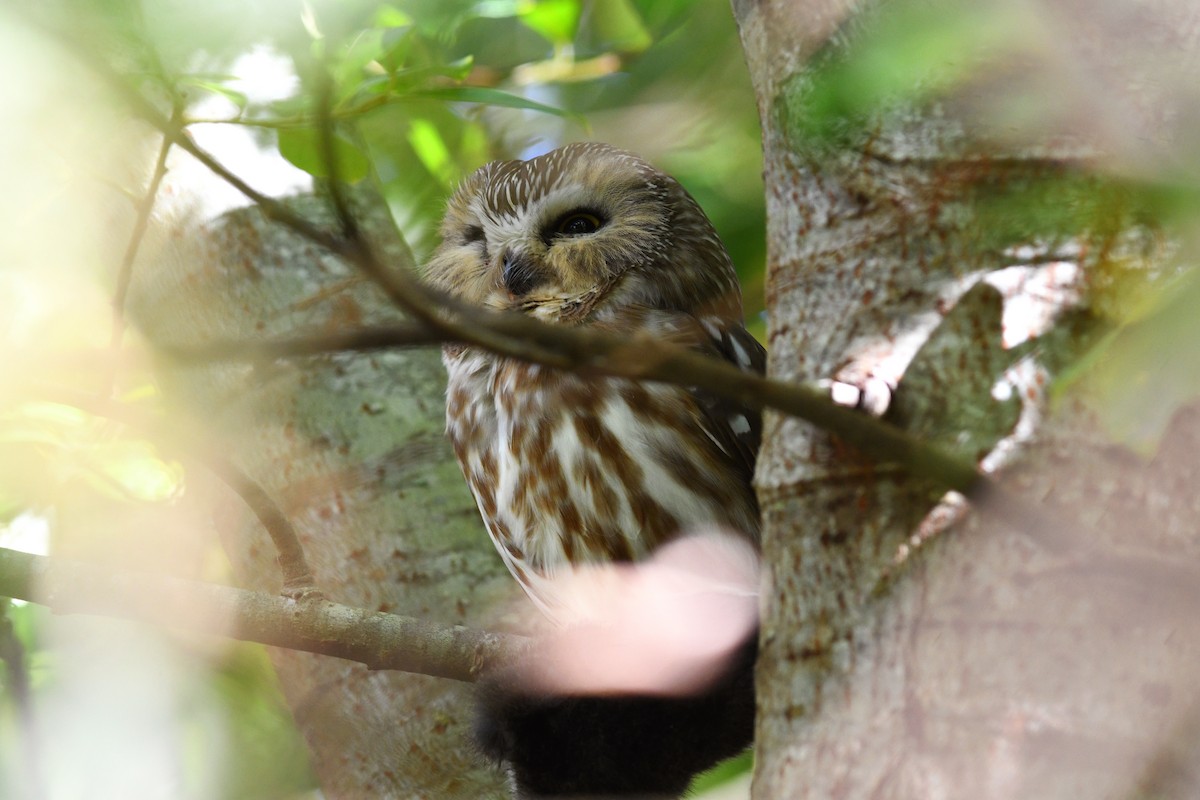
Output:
733 0 1200 796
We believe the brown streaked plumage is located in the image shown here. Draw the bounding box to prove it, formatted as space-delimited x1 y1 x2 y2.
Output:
427 142 764 621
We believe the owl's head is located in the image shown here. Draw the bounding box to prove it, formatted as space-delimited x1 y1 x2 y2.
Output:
425 143 742 326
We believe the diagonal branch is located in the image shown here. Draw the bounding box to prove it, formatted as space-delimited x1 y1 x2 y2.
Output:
108 103 179 396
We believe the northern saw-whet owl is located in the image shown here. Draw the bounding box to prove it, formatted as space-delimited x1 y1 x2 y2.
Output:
426 142 763 797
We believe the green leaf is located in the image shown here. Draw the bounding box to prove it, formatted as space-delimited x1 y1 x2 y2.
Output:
410 86 579 121
374 5 414 27
589 0 651 53
1058 268 1200 452
786 0 1034 144
0 403 183 505
179 77 249 110
472 1 528 19
89 441 184 503
437 55 475 82
338 29 387 78
0 491 22 525
277 128 371 182
688 749 753 795
408 118 456 185
378 24 416 71
520 0 582 45
385 57 475 90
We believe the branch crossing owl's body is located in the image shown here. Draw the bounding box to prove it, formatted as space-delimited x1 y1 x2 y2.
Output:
426 143 765 623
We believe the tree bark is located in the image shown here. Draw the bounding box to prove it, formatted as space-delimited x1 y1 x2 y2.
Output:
130 190 512 798
733 0 1200 796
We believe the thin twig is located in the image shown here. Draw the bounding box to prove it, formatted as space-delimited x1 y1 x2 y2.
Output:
0 546 515 682
314 66 360 243
106 104 179 396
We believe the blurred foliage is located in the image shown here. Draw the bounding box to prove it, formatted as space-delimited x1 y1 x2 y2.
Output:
71 0 766 305
0 402 182 510
1058 264 1200 452
0 0 761 797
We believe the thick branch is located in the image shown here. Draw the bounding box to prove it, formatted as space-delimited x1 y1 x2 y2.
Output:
0 546 516 683
168 323 1069 546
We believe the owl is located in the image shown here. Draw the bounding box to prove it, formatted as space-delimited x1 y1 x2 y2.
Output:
426 143 763 796
425 142 765 622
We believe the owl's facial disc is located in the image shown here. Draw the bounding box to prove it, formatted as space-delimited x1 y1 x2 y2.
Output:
483 204 622 323
425 142 705 324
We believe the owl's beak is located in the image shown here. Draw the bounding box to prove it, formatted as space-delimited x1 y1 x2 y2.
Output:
502 251 546 297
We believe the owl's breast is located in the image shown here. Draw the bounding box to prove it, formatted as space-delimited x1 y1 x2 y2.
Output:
444 347 758 619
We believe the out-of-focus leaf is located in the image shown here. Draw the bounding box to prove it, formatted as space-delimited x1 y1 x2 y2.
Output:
630 0 694 35
300 3 322 40
385 57 475 89
336 28 387 83
589 0 651 53
410 86 579 120
408 118 456 185
277 128 371 182
267 93 310 120
435 55 475 81
338 57 478 114
472 0 528 19
83 441 183 503
0 404 183 504
375 5 415 27
403 0 481 38
378 24 415 71
209 644 317 797
0 402 90 446
0 494 21 526
179 76 249 109
1058 267 1200 452
520 0 582 46
351 74 394 100
689 749 753 795
787 0 1032 143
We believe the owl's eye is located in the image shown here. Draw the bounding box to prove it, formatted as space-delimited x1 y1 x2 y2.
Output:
554 211 604 237
463 225 486 245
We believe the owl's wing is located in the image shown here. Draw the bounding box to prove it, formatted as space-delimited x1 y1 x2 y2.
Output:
690 317 768 492
606 307 767 493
